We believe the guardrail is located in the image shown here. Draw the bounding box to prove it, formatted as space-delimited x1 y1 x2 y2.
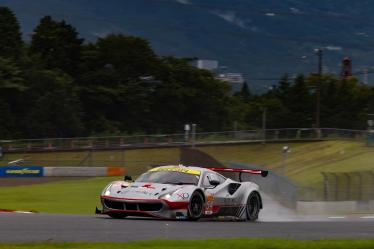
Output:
0 128 368 153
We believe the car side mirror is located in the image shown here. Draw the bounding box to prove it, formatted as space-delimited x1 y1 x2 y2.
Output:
124 175 133 181
209 179 220 186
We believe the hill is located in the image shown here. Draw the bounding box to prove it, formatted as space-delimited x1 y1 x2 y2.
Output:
2 140 374 186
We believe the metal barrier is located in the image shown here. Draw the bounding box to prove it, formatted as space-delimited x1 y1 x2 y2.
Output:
0 128 368 153
322 171 374 201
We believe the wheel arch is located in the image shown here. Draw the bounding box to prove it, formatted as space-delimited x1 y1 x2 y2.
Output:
252 190 263 209
194 188 206 203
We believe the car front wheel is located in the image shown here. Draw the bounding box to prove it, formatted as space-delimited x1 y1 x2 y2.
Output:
188 191 204 220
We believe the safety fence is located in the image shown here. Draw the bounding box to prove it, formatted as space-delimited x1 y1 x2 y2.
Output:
322 171 374 201
0 128 368 153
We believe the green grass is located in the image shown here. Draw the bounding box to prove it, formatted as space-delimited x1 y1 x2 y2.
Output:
2 140 374 191
2 140 374 185
0 239 374 249
1 140 374 213
199 140 374 186
0 177 119 214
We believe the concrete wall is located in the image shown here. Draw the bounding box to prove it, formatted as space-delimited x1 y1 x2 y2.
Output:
297 200 374 214
44 167 125 177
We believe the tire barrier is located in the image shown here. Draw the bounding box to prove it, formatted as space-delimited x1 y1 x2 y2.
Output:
0 166 125 177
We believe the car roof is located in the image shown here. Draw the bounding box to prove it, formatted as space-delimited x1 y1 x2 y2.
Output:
151 164 226 178
149 165 220 175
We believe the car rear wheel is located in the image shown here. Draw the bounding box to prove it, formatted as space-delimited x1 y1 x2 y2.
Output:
108 213 127 219
188 191 204 220
246 192 260 221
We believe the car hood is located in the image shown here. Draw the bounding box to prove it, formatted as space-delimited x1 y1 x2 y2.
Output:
107 182 187 200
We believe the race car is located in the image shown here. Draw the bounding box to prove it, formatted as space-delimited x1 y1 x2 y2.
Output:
97 165 267 221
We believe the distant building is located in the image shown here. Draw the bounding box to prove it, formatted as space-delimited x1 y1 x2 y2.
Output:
191 59 245 91
194 59 219 71
215 73 245 84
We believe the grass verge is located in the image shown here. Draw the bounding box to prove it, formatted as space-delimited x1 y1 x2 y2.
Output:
0 177 119 214
0 239 374 249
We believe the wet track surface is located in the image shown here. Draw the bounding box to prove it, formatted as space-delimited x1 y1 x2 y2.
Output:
1 194 374 242
1 212 374 242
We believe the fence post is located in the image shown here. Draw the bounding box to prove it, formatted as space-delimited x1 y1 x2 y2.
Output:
343 172 350 200
322 172 329 201
370 172 374 200
191 124 196 147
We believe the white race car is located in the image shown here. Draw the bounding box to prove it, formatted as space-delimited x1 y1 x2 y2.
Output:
97 165 267 221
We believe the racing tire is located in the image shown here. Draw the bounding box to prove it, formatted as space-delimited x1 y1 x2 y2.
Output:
187 191 204 221
246 192 260 221
108 213 127 219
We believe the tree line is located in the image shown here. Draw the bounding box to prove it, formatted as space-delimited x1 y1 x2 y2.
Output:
0 6 373 139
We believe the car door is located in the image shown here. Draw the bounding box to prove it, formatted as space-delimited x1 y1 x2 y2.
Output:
203 172 243 216
202 172 227 215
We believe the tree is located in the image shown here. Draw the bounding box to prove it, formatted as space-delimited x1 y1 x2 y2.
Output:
0 57 25 91
30 16 83 75
286 75 313 127
235 81 251 101
0 7 23 59
96 34 159 80
0 57 27 138
23 69 84 137
149 57 232 132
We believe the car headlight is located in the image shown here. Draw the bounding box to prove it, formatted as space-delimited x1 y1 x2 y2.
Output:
159 189 181 200
103 184 113 196
160 193 172 199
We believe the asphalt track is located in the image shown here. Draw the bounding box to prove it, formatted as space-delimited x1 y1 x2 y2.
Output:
1 212 374 242
1 194 374 242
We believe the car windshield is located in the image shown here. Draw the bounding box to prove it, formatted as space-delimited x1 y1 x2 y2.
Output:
135 171 200 185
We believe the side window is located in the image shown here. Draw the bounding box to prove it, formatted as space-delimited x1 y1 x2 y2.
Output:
203 173 215 187
203 173 224 187
216 173 226 184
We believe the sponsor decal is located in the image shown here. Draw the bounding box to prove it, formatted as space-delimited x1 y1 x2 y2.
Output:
175 211 188 219
207 194 215 201
122 189 155 196
176 193 190 200
204 194 215 214
149 167 200 175
142 183 155 189
0 166 44 177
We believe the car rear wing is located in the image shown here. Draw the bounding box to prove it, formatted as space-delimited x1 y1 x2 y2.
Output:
207 167 268 182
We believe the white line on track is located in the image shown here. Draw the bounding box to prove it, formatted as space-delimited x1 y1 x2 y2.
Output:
328 216 346 219
360 216 374 219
